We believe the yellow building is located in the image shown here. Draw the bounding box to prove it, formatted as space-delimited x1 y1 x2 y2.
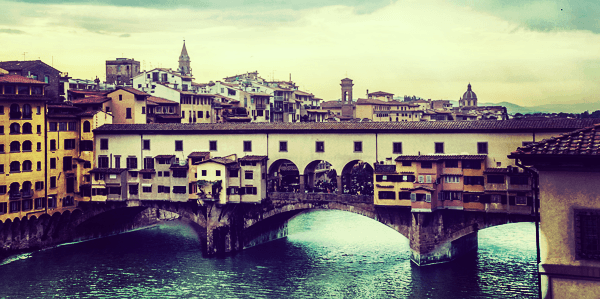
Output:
105 87 149 124
0 73 50 221
510 124 600 298
356 98 423 122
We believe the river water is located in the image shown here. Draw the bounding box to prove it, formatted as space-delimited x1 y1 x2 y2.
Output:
0 210 538 298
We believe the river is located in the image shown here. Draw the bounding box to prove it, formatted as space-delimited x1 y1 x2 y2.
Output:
0 210 538 298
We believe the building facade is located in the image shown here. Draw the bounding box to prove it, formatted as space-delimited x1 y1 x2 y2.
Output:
105 58 141 86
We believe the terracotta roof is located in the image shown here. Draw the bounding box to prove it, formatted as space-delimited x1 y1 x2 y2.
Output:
248 92 272 97
139 169 156 173
188 151 210 158
510 123 600 158
72 95 111 104
113 87 149 96
197 157 237 166
395 155 487 161
320 101 344 108
368 91 394 96
154 155 175 159
89 168 128 174
156 114 181 119
409 186 436 192
356 98 419 106
483 168 510 174
77 110 103 117
94 119 600 135
294 90 313 96
147 96 178 105
0 60 60 73
0 74 46 84
239 155 268 162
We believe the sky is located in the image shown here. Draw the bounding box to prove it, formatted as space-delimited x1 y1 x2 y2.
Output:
1 0 599 106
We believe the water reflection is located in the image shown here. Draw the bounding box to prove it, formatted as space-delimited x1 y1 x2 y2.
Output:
0 210 537 298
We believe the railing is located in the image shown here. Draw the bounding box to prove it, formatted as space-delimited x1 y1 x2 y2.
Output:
268 192 373 204
256 104 267 109
274 96 285 101
9 192 21 200
21 189 33 198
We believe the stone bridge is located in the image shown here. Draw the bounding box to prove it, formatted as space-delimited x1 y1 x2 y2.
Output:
0 193 536 266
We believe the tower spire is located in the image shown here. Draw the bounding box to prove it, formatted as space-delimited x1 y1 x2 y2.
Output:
178 40 191 76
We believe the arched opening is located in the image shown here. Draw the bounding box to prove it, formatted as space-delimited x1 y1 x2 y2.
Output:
22 141 32 152
22 160 32 171
340 160 373 195
9 122 20 134
268 159 300 192
10 161 20 172
9 182 20 199
22 122 32 134
10 141 20 152
22 104 32 119
22 181 32 197
303 160 337 193
83 121 91 133
9 103 20 119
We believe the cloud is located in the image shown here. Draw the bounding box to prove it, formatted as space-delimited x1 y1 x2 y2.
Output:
119 33 130 38
451 0 600 33
0 28 24 34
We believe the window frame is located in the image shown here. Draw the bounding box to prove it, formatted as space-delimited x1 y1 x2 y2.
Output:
354 141 362 153
393 142 402 154
435 142 444 154
477 142 488 154
316 141 325 153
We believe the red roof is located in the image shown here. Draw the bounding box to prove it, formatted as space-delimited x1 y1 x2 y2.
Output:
510 123 600 157
72 95 111 104
0 74 46 84
113 87 149 96
147 96 178 105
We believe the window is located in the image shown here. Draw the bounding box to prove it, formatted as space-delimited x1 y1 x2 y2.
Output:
100 138 109 150
279 141 287 152
163 171 170 177
245 171 253 180
64 139 76 150
173 170 186 178
63 157 72 171
379 191 395 200
22 104 32 118
129 184 139 195
142 107 146 114
399 192 411 200
143 185 152 193
209 140 217 151
445 176 460 183
175 140 183 151
0 164 3 173
22 140 32 151
126 108 132 119
418 175 424 183
126 157 138 169
49 122 57 131
421 161 432 169
477 142 488 154
37 161 41 170
143 157 154 169
50 139 56 151
435 142 444 154
462 160 481 169
0 144 3 153
68 122 76 131
445 160 459 168
22 160 32 171
464 176 484 185
173 186 187 194
22 123 32 134
201 170 207 176
243 141 252 152
48 196 57 207
316 141 324 152
9 122 20 134
35 197 46 209
80 140 93 151
83 121 91 132
9 161 19 172
354 141 362 152
59 122 67 131
216 170 221 176
44 75 49 84
426 175 432 183
393 142 402 154
114 156 121 168
402 161 411 167
229 169 238 177
50 176 56 188
37 125 41 134
98 156 109 168
143 139 150 150
575 209 600 260
510 176 528 185
119 94 123 101
10 141 20 152
487 175 505 184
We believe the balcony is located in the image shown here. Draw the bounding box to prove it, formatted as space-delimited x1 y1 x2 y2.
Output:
256 104 267 110
374 164 396 174
21 189 33 198
272 106 283 113
274 96 285 101
9 191 21 200
170 160 189 169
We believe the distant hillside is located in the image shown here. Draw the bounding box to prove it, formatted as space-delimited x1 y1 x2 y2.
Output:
450 100 600 115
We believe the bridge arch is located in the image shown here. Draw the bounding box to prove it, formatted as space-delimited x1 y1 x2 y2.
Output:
267 159 300 192
340 160 374 195
303 160 338 193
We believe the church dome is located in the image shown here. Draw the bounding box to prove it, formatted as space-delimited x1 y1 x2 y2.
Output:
462 83 477 101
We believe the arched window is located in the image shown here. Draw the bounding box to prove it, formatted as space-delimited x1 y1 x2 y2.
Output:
83 121 91 133
22 104 32 119
9 122 20 134
9 182 20 197
22 181 32 193
22 141 32 152
10 161 20 172
9 103 20 119
22 161 32 171
22 122 32 134
10 141 20 152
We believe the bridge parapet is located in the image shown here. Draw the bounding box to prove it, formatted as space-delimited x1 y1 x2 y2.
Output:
268 192 373 203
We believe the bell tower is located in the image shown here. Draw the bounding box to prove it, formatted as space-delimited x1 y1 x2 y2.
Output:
340 78 353 103
178 40 192 76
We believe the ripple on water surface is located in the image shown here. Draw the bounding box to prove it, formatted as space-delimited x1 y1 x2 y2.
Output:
0 210 538 298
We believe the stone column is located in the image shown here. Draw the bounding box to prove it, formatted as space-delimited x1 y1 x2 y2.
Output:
299 175 305 193
409 210 478 266
336 175 342 195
